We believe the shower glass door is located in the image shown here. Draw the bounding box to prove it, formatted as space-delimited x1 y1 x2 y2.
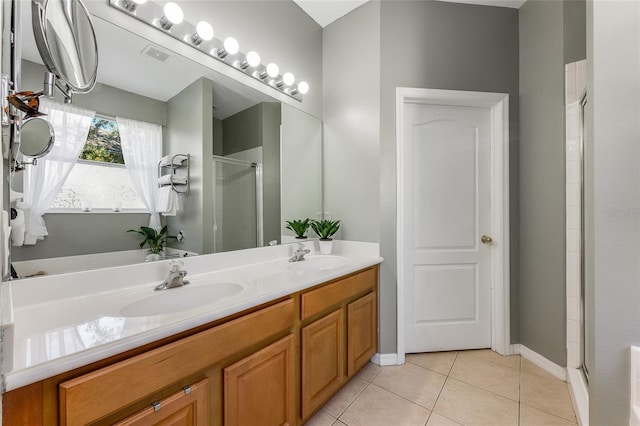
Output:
213 156 263 253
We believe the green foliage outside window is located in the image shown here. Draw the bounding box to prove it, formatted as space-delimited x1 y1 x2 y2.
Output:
81 118 124 164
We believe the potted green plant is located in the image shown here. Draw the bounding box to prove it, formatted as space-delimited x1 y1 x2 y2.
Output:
310 219 341 254
285 218 311 239
127 225 176 261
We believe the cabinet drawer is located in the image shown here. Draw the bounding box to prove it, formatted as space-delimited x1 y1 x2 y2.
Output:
114 378 209 425
59 299 294 426
301 267 376 321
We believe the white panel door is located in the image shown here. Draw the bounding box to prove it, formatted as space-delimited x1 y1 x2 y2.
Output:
402 102 492 353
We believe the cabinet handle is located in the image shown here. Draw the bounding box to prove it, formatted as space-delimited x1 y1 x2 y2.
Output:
151 401 161 412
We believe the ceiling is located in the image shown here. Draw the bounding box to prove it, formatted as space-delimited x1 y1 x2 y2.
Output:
294 0 527 28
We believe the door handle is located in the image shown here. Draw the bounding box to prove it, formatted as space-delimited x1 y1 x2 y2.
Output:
481 235 493 245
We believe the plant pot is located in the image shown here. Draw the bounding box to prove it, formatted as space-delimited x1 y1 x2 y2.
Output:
318 239 333 255
145 251 163 262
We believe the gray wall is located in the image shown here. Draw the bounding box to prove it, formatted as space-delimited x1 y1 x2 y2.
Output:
281 104 323 235
518 0 566 366
379 1 520 354
260 103 282 245
587 1 640 423
21 60 166 125
222 105 263 155
165 78 214 255
10 213 149 261
563 0 586 64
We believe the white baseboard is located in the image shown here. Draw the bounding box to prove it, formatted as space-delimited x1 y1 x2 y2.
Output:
567 368 589 426
516 344 567 381
371 353 399 366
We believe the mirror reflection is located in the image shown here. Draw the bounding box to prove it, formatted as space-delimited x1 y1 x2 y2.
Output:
31 0 99 96
7 9 322 278
18 117 54 158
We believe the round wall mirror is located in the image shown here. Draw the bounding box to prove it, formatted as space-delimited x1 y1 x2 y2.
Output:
19 117 55 158
31 0 98 94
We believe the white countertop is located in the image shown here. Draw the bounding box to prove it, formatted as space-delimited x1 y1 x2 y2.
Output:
1 240 382 392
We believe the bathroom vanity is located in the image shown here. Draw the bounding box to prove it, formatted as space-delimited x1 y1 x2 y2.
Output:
1 242 381 425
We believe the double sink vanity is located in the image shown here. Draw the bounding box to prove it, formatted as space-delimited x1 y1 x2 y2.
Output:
1 240 382 425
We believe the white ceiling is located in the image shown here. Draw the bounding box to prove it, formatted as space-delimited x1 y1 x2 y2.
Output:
294 0 527 28
293 1 370 27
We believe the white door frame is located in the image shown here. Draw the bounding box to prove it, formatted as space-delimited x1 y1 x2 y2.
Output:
396 88 511 364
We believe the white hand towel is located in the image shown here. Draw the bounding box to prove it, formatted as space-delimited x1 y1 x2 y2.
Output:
159 155 186 167
158 174 187 186
11 207 25 247
157 187 179 216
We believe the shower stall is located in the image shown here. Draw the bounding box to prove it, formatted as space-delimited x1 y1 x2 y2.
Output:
212 155 263 253
565 60 589 421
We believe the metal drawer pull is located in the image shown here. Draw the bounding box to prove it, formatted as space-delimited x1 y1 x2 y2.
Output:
151 401 161 412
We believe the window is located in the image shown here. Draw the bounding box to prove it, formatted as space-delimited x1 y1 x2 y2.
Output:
51 117 146 211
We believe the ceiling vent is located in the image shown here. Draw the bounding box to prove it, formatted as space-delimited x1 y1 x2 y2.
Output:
141 44 171 63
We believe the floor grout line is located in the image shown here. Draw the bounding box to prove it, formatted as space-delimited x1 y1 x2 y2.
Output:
330 377 371 422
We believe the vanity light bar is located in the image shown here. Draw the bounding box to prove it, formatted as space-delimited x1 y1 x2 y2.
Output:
109 0 306 101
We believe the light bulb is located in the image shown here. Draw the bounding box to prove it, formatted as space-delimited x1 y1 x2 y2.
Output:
266 63 279 78
282 72 295 86
121 0 146 12
160 2 183 29
223 37 239 55
246 51 261 67
298 81 309 94
196 21 214 41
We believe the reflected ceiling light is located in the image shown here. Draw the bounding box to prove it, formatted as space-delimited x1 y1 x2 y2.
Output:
191 21 214 45
298 81 309 94
290 81 308 96
160 2 183 30
246 51 261 67
240 51 261 70
259 62 279 80
217 37 239 58
282 72 295 86
121 0 147 12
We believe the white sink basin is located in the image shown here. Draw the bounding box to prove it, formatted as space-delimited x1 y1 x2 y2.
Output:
285 255 349 271
119 282 244 317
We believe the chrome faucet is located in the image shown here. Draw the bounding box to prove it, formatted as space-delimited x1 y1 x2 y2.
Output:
155 260 189 291
289 242 310 262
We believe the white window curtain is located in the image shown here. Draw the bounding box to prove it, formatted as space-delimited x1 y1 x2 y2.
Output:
116 117 162 228
23 99 95 245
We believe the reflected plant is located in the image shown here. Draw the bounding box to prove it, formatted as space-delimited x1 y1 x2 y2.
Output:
127 225 176 254
285 218 311 239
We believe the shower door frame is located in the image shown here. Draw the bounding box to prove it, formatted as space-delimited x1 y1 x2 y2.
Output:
212 155 264 253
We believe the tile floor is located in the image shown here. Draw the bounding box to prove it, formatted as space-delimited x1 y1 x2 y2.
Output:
306 350 577 426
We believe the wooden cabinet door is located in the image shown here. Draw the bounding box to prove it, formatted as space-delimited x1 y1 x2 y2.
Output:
347 292 377 377
301 309 345 420
114 378 209 425
224 334 296 426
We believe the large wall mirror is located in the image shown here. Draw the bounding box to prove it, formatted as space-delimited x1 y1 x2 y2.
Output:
6 3 322 278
